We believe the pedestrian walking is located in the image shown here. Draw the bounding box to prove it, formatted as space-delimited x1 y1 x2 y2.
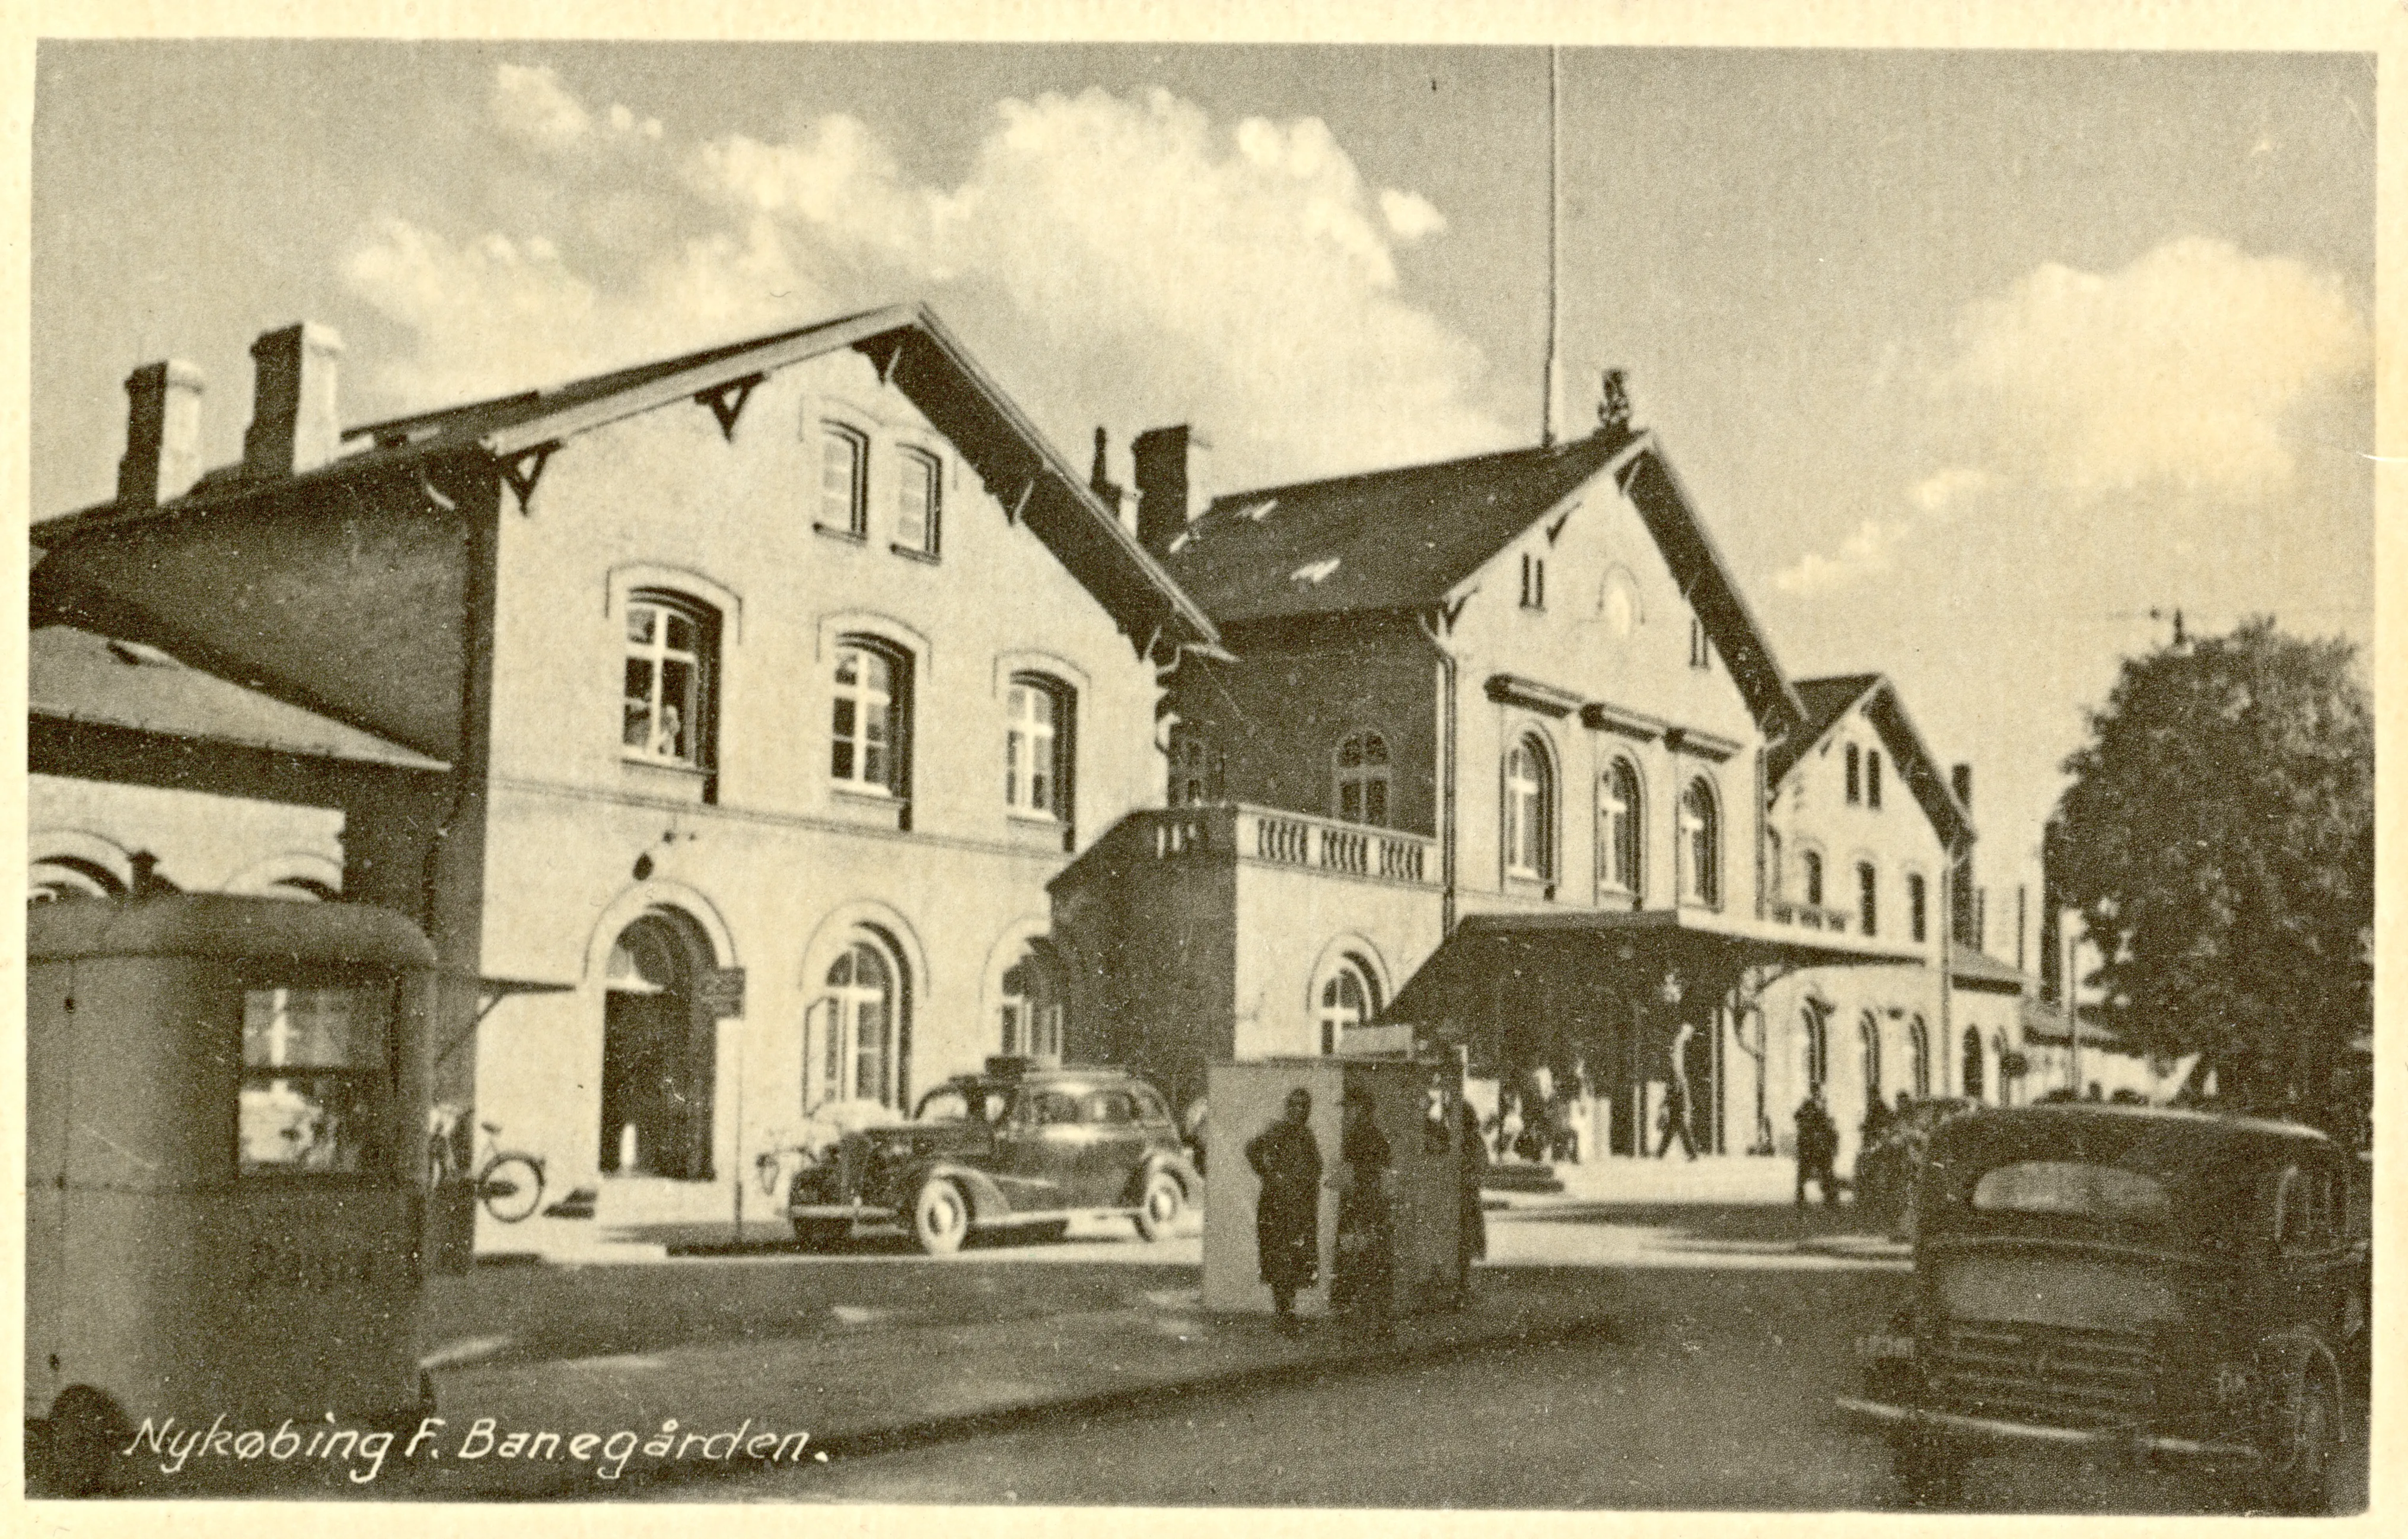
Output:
1795 1087 1839 1205
1246 1087 1322 1328
1454 1096 1486 1307
1654 1077 1699 1159
1330 1086 1395 1336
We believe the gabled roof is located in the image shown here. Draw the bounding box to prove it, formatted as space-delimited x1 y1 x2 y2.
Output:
1770 671 1973 853
30 624 448 770
1161 425 1805 739
37 304 1218 654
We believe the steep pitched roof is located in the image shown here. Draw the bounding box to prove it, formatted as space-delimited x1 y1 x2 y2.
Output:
37 304 1219 654
1768 671 1973 852
1162 425 1805 738
30 624 447 769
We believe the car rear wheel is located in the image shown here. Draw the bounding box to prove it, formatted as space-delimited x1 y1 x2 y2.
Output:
1891 1435 1966 1509
912 1178 970 1255
2252 1375 2339 1515
1135 1168 1184 1241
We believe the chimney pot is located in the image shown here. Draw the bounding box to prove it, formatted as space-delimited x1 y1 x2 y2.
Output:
1132 424 1212 557
244 322 345 480
117 359 207 505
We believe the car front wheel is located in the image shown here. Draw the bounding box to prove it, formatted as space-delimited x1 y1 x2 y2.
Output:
912 1178 970 1255
2251 1375 2339 1515
1135 1168 1184 1241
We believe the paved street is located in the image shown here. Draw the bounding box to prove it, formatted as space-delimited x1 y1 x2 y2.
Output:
407 1158 2368 1511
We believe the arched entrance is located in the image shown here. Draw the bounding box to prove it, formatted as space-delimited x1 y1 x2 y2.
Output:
600 910 718 1180
1857 1012 1883 1106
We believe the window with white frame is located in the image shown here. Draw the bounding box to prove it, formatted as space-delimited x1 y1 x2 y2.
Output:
1678 775 1720 906
1503 734 1555 881
623 593 716 768
831 641 904 795
999 949 1062 1058
1334 731 1391 826
820 424 867 536
1006 674 1071 819
896 446 941 556
1599 756 1642 895
824 936 899 1107
1316 958 1378 1055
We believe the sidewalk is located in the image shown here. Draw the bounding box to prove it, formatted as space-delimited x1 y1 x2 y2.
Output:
402 1271 1611 1498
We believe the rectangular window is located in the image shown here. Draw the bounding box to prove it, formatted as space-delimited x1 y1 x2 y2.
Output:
832 645 899 793
1520 554 1545 609
1845 744 1861 804
240 984 390 1176
1859 864 1878 937
1689 616 1711 669
896 447 941 556
1868 751 1884 809
1909 873 1928 942
821 425 867 536
623 597 713 768
1006 678 1066 818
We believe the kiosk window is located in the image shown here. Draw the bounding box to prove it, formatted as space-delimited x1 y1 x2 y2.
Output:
240 985 388 1176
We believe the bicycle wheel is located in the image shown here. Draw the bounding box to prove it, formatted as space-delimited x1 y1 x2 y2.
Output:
479 1155 545 1223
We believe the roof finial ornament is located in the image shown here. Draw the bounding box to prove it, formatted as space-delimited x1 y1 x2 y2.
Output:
1599 369 1632 436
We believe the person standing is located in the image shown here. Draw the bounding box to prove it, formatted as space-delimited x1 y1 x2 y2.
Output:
1246 1087 1323 1328
1654 1075 1699 1159
1795 1086 1839 1206
1454 1095 1487 1308
1330 1087 1396 1336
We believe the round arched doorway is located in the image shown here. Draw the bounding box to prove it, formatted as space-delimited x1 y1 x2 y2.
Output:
600 910 718 1180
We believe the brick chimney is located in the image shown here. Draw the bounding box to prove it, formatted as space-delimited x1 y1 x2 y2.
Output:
243 322 345 479
117 360 206 505
1132 424 1212 557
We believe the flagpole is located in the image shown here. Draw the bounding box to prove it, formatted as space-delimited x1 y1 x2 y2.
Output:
1543 44 1563 447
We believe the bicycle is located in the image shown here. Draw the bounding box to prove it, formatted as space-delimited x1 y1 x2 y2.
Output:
428 1105 548 1224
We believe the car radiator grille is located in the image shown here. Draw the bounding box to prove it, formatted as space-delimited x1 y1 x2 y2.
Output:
1928 1321 2161 1429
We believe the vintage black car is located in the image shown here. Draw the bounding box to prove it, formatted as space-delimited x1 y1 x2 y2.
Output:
787 1059 1200 1254
1838 1104 2368 1513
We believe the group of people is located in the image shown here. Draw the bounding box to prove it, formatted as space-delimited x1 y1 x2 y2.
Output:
1245 1083 1488 1332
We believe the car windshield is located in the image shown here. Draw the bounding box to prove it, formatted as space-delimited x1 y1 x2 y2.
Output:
1971 1161 2171 1223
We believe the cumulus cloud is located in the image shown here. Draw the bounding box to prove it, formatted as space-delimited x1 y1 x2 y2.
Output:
343 69 1506 486
1770 237 2366 594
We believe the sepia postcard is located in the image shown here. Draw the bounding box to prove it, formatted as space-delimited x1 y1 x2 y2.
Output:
7 1 2397 1529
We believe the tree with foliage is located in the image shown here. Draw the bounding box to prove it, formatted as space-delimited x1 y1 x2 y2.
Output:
2053 618 2372 1128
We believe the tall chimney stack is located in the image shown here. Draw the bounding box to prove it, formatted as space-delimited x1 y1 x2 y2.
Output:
1132 424 1212 557
117 360 206 505
243 322 345 479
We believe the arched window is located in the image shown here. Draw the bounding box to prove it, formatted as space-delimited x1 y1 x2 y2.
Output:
1907 873 1929 943
832 640 908 796
1858 1012 1882 1101
1961 1026 1985 1101
1857 861 1878 936
1316 956 1380 1055
1908 1016 1931 1098
1801 849 1825 908
1678 777 1720 907
1334 731 1391 826
601 910 716 1179
1503 735 1555 881
824 936 901 1108
820 422 867 536
1845 743 1862 804
999 948 1061 1059
1866 750 1884 810
1764 826 1783 899
1804 1006 1830 1090
896 446 942 556
623 593 718 768
1006 674 1073 819
1598 756 1643 895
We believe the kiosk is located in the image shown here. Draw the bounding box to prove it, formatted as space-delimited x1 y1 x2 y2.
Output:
24 894 439 1494
1203 1056 1467 1319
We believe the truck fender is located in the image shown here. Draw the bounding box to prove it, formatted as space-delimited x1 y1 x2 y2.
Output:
915 1161 1012 1223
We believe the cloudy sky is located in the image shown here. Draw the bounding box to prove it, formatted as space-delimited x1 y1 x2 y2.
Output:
30 42 2375 935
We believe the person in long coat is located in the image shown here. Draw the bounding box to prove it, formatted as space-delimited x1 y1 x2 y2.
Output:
1330 1087 1396 1334
1246 1087 1322 1325
1455 1095 1487 1307
1795 1087 1840 1206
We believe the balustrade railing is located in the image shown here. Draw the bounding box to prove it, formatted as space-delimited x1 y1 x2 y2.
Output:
1128 804 1435 887
1767 899 1853 933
